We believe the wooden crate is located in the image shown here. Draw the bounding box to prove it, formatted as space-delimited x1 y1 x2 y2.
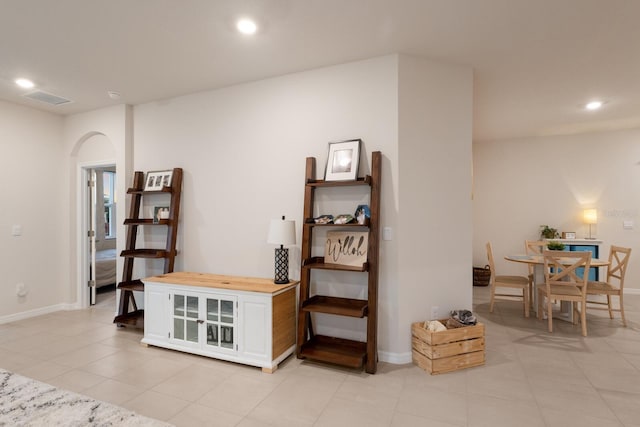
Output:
411 321 485 375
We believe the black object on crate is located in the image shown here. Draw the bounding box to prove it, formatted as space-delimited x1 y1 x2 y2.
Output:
472 265 491 287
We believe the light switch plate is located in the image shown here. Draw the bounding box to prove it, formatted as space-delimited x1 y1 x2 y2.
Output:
11 225 22 236
382 227 393 241
623 220 633 229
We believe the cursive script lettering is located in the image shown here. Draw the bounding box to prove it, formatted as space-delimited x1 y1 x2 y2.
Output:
325 233 367 264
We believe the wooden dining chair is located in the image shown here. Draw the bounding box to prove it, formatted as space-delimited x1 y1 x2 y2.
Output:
486 242 530 317
525 240 546 306
586 245 631 326
538 250 591 336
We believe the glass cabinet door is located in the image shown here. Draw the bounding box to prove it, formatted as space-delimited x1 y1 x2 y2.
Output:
172 292 200 344
205 296 236 351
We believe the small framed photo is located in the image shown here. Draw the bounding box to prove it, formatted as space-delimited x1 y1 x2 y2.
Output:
354 204 370 224
153 206 170 223
562 231 576 239
324 139 361 181
144 170 173 191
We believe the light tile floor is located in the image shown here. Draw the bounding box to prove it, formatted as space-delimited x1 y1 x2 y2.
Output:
1 287 639 426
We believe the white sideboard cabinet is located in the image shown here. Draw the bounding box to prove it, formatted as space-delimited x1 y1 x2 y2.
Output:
142 272 298 373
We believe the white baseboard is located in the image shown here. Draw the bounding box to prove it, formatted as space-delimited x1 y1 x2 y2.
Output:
625 288 640 295
378 350 412 365
0 303 76 325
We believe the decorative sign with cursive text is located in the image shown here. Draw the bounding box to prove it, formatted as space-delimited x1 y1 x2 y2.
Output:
324 231 368 267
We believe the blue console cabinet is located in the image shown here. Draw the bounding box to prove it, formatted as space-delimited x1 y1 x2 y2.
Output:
553 239 602 281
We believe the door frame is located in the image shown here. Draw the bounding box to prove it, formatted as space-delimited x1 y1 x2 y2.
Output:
77 160 116 309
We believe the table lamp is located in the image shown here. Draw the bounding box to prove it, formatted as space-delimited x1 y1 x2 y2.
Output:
267 216 296 284
583 208 597 239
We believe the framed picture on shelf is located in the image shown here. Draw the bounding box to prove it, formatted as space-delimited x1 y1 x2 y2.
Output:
153 206 170 223
144 170 173 191
324 231 368 267
324 139 361 181
354 204 370 224
562 232 576 239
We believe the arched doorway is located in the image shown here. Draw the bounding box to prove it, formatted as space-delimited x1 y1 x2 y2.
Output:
72 133 117 307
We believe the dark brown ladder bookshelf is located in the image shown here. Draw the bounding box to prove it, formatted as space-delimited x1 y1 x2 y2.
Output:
113 168 182 328
296 151 381 373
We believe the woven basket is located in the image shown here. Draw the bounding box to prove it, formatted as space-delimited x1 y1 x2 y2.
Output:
472 265 491 287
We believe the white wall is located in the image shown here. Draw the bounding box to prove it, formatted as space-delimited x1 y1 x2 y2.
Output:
473 128 640 291
134 54 473 360
0 54 474 359
396 55 474 358
0 100 68 320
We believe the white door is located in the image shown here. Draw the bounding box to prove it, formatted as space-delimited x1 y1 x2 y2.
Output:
88 169 98 305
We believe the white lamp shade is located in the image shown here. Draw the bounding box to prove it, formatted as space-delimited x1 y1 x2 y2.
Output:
583 209 598 224
267 219 296 246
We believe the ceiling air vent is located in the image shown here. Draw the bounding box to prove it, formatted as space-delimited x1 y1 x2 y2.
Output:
23 90 73 106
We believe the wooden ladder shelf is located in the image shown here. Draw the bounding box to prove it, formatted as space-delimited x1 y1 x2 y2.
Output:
296 151 381 373
113 168 183 328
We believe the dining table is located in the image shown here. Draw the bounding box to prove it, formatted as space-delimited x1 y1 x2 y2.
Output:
504 254 610 321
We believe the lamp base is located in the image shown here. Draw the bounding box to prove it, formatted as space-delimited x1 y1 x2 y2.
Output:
274 247 289 284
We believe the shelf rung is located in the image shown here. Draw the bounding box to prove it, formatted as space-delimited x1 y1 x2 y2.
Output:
124 218 171 225
120 249 170 258
302 295 368 317
299 335 367 369
302 257 368 272
113 310 144 328
305 176 371 187
117 279 145 292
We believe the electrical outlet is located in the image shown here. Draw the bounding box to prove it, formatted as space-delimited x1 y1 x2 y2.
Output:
431 306 439 320
16 283 27 297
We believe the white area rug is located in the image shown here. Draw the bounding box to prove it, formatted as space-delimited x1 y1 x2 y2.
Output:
0 369 172 426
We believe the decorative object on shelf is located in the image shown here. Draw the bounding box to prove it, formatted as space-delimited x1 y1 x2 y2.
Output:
562 231 576 239
539 225 559 239
144 170 173 191
153 206 169 223
583 208 598 239
324 139 361 181
267 215 296 284
354 204 370 224
324 230 368 267
333 214 354 224
314 214 334 224
546 241 566 250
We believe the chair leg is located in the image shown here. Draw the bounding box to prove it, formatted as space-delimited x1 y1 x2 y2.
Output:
524 288 530 318
547 296 553 333
581 301 587 337
489 285 495 313
529 279 534 309
607 295 613 319
619 293 627 327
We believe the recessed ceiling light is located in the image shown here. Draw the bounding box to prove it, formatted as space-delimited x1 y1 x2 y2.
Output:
236 18 257 35
15 78 35 89
585 101 603 110
108 91 121 100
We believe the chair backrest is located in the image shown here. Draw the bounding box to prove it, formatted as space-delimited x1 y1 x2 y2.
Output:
543 250 591 296
525 240 546 273
486 242 496 284
606 245 632 289
525 240 546 255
